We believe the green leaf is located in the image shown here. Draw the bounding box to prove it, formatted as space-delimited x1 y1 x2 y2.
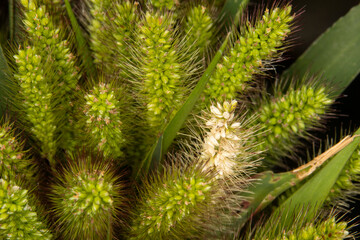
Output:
284 4 360 96
0 45 12 118
226 171 299 234
135 34 230 179
64 0 96 78
219 0 249 28
275 129 360 229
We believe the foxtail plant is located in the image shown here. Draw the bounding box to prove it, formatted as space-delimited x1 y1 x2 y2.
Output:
1 0 360 239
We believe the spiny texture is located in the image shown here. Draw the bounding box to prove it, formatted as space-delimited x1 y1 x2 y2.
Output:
21 0 79 96
0 124 27 180
51 156 123 240
277 217 349 240
200 100 256 177
136 12 185 129
256 85 333 157
89 0 138 73
14 47 57 162
0 179 52 239
130 166 217 239
83 83 125 158
88 0 112 66
327 144 360 202
184 5 214 55
21 0 80 151
203 6 294 104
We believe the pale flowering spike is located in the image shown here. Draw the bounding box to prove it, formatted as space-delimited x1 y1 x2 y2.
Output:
200 100 258 177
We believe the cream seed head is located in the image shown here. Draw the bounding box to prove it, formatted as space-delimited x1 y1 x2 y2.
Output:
200 100 257 177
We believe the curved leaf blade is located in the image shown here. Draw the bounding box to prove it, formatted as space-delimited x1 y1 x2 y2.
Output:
284 4 360 96
275 129 360 229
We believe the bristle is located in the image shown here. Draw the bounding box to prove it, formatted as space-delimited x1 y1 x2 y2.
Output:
201 5 294 106
0 122 30 181
199 100 260 177
13 46 57 164
50 152 126 239
252 76 334 162
0 179 52 239
82 82 125 159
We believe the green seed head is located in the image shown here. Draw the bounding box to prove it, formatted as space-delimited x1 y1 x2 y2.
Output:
256 83 333 158
83 83 125 158
0 179 52 239
184 5 214 54
130 165 218 239
51 153 125 240
14 47 57 162
278 217 349 240
136 11 185 130
203 5 294 105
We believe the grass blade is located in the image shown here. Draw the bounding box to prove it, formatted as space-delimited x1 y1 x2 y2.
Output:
275 129 360 229
64 0 96 78
135 34 230 178
219 0 249 29
284 4 360 96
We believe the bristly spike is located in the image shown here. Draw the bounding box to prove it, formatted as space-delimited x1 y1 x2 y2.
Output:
135 11 185 130
253 76 333 161
0 179 52 239
202 5 294 105
184 4 215 56
129 164 217 239
82 82 125 159
88 0 139 76
13 47 57 163
0 122 31 181
20 0 80 152
50 152 126 240
199 100 260 178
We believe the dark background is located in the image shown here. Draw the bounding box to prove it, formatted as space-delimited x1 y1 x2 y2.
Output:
1 0 360 234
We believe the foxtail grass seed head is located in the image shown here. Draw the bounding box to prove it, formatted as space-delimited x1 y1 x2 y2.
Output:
0 179 52 239
51 154 124 240
203 5 294 104
184 5 214 55
89 0 138 74
136 11 185 129
256 85 333 157
200 100 258 177
130 165 218 239
277 217 349 240
14 47 57 162
327 144 360 202
21 0 79 96
0 124 28 180
83 83 125 158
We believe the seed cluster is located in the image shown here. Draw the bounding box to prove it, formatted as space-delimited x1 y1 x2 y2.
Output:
184 5 214 55
84 83 124 158
257 85 332 156
0 179 52 239
203 6 294 104
0 124 27 180
137 12 184 129
201 100 252 177
130 168 214 239
14 47 57 162
278 217 349 240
